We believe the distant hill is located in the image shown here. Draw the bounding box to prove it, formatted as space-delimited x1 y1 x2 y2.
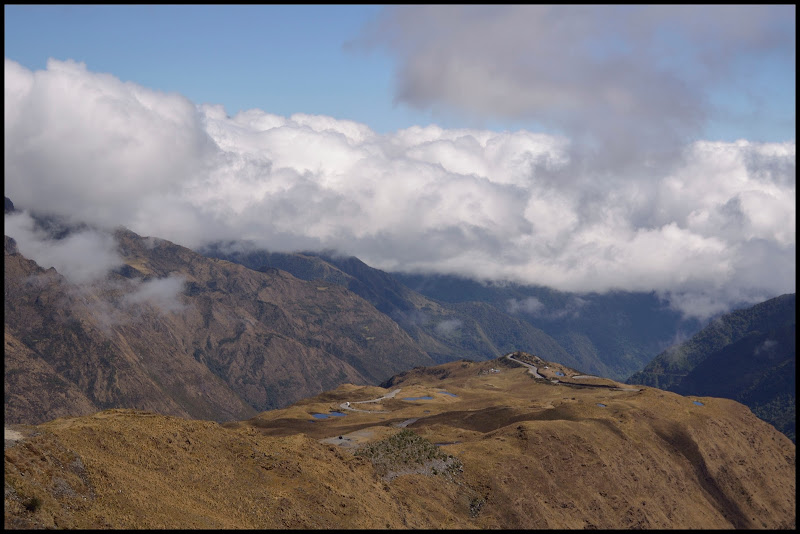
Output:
627 294 796 441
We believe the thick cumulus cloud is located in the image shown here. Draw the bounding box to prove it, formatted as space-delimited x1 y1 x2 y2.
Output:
4 58 796 319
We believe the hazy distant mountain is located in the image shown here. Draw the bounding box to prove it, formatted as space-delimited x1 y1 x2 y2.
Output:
393 272 704 380
201 244 582 368
627 293 796 441
5 225 434 425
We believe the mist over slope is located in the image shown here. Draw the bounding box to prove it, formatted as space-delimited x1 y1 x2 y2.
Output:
4 206 433 424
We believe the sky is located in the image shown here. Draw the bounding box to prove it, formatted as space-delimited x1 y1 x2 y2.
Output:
3 5 797 319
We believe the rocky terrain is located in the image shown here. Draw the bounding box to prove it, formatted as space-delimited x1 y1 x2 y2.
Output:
5 354 795 529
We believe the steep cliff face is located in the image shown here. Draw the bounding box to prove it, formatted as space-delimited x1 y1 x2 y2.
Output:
4 228 433 424
4 356 795 530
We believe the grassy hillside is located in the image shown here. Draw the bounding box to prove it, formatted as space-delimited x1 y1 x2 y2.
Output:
5 355 795 529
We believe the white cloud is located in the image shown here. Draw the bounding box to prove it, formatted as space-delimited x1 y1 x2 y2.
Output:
506 297 545 316
435 318 462 336
3 58 795 319
4 211 123 285
122 274 187 314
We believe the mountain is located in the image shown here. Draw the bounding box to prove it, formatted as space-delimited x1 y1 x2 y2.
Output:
5 354 795 529
200 244 582 367
201 244 704 380
391 272 704 380
4 223 434 425
627 294 796 441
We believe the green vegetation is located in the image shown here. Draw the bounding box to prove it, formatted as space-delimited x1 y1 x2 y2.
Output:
628 294 796 443
353 429 463 481
751 394 796 443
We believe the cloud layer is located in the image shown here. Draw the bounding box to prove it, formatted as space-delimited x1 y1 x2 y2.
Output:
4 57 795 319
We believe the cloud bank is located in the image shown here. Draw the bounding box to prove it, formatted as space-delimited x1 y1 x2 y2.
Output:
3 55 795 319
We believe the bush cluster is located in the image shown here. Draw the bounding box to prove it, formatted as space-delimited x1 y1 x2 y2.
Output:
354 429 463 480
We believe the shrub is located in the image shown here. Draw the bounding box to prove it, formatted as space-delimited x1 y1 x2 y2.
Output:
23 496 42 513
354 429 463 481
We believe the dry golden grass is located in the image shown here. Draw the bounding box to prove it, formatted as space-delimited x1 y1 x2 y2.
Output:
5 356 796 529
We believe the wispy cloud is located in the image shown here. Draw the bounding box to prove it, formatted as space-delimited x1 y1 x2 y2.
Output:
3 52 795 319
4 210 187 319
435 318 463 337
506 297 545 316
355 6 794 152
122 274 187 314
4 210 123 285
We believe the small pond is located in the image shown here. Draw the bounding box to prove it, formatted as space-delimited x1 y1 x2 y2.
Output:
440 391 458 397
554 371 565 376
596 403 606 408
402 396 434 401
310 411 348 420
692 401 705 406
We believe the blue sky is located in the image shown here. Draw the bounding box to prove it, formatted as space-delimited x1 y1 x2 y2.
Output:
4 5 796 319
4 5 430 133
5 4 795 140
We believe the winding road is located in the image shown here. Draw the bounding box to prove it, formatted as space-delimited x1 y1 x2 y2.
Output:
339 388 401 413
506 353 544 379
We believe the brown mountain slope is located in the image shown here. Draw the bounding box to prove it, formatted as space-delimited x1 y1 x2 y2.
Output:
5 355 795 529
4 229 433 425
